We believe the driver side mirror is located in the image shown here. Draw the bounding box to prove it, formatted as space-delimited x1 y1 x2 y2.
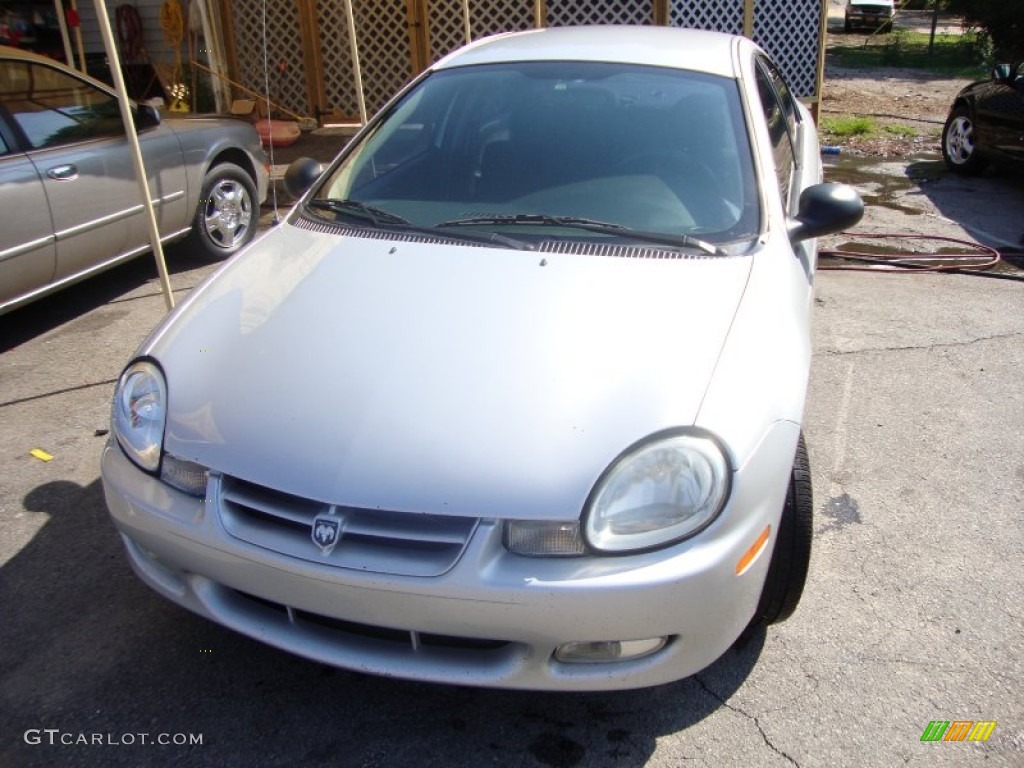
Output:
788 183 864 244
134 104 161 130
992 63 1012 82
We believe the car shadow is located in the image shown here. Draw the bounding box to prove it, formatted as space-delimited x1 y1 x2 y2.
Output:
0 476 765 768
0 245 210 353
905 158 1024 255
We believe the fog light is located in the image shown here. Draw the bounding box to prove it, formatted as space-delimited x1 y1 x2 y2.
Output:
160 454 209 497
555 637 667 663
505 520 586 556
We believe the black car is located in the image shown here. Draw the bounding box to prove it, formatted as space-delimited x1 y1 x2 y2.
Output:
942 62 1024 174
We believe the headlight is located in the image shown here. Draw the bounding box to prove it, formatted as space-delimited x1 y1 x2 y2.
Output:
584 431 730 553
112 360 167 472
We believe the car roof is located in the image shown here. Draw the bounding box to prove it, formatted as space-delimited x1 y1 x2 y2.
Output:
0 44 69 65
432 26 748 79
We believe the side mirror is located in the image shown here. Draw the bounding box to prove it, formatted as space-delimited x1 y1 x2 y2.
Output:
992 63 1012 82
284 157 324 199
134 104 161 130
788 183 864 244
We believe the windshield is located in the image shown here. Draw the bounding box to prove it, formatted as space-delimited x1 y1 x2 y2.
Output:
313 61 759 244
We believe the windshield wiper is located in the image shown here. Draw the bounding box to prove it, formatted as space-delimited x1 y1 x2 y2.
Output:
308 198 412 226
437 214 727 256
306 198 532 250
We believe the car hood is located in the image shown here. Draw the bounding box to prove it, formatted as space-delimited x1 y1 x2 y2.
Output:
146 222 752 520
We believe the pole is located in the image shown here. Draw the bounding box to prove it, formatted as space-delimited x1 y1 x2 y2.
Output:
54 0 75 66
92 0 176 311
928 0 939 55
462 0 471 43
343 0 367 124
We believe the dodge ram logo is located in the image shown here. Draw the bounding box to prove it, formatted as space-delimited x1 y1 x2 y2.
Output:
311 508 344 556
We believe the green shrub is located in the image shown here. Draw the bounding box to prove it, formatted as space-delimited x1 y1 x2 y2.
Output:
821 115 877 137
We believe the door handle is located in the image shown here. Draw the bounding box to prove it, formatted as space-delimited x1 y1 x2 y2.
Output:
46 164 79 181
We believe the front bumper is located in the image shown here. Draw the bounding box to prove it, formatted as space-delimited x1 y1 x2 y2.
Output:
101 421 799 691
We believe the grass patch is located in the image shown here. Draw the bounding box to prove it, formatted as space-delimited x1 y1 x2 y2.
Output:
821 115 877 138
829 29 990 77
883 124 918 138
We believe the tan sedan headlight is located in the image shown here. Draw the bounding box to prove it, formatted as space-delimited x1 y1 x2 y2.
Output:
584 432 730 553
112 360 167 473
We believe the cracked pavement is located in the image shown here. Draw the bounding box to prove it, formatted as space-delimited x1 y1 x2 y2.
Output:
1 154 1022 766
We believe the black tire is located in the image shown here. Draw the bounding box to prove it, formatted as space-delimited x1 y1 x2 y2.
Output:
184 162 259 261
750 432 813 627
941 106 987 176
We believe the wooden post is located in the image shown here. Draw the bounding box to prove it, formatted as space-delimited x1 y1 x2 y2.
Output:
813 0 828 124
743 0 755 38
653 0 669 26
343 0 367 124
54 0 75 67
297 0 323 123
92 0 175 310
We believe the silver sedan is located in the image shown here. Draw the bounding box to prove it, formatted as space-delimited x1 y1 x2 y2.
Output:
102 26 862 690
0 45 268 315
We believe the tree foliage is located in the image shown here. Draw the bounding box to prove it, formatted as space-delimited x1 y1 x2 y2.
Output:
944 0 1024 61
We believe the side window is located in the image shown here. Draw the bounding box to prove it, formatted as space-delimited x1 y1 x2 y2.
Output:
0 131 9 155
760 57 800 136
754 62 795 205
0 61 124 149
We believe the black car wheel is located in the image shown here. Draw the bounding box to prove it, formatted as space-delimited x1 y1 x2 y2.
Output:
942 106 987 175
185 162 259 260
748 433 813 629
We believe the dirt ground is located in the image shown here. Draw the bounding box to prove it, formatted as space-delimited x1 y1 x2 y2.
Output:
820 61 975 156
819 6 977 157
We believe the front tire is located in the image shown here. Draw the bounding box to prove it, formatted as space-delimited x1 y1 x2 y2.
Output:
185 162 258 261
942 106 986 175
749 433 813 628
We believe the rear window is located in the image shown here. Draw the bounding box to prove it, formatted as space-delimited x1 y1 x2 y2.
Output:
317 61 759 242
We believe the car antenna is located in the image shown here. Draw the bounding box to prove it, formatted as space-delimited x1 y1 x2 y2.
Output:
259 0 280 225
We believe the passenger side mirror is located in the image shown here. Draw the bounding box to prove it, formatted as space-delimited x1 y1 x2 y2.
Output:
992 63 1012 82
788 183 863 244
134 104 161 130
284 157 324 199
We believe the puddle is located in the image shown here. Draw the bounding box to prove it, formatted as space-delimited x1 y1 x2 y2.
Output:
823 153 944 215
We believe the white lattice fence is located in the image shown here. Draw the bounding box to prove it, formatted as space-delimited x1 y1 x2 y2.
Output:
353 0 415 115
469 0 535 38
547 0 652 26
225 0 823 125
670 0 744 34
752 0 822 98
315 0 359 116
229 0 309 116
429 0 468 62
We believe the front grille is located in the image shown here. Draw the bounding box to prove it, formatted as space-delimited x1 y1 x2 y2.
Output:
230 588 511 653
215 474 479 577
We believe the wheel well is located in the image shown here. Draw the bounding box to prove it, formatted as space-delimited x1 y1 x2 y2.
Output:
952 98 972 116
208 148 256 181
